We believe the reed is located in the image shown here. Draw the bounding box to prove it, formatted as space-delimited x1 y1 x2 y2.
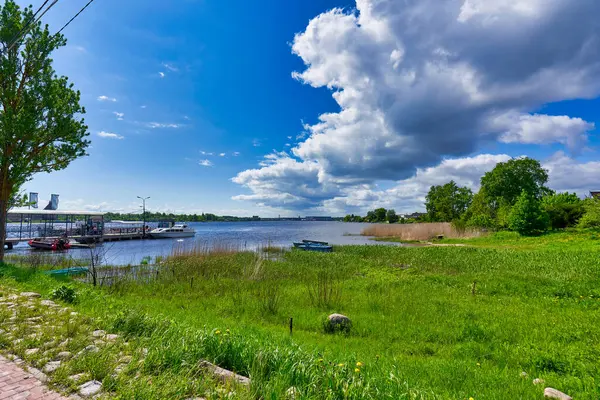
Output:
361 222 485 240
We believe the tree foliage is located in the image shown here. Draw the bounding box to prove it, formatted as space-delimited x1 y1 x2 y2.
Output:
425 181 473 222
386 209 399 223
541 192 584 229
480 158 550 209
508 191 549 236
577 198 600 229
0 1 89 259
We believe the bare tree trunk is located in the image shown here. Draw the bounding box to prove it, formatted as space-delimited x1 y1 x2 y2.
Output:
0 198 7 263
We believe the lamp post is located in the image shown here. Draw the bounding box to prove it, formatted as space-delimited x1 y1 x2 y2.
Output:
137 196 150 238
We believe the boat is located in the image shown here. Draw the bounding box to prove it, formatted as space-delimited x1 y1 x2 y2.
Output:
293 239 333 252
28 238 71 251
44 267 89 276
149 224 196 239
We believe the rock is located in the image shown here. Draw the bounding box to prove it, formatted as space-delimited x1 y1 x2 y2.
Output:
41 300 58 307
43 361 61 373
8 294 19 300
520 371 528 378
325 313 352 333
114 364 127 374
199 361 250 386
286 386 299 399
20 292 41 298
105 334 119 341
57 351 72 360
27 367 48 383
58 339 71 348
69 373 89 382
533 378 545 385
70 311 78 316
91 330 106 338
25 348 39 356
83 345 99 353
94 340 106 346
79 380 102 397
544 388 572 400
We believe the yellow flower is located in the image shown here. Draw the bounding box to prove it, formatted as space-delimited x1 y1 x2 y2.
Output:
356 362 363 367
338 363 345 367
318 358 324 363
215 330 221 335
476 362 481 366
355 368 360 373
469 397 475 400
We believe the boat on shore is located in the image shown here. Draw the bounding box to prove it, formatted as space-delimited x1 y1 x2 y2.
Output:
293 239 333 252
149 224 196 239
28 238 71 251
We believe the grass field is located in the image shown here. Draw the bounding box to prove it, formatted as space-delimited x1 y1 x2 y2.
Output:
1 235 599 399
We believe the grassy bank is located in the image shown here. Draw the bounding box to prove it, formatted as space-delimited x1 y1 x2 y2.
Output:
1 240 599 399
362 222 484 241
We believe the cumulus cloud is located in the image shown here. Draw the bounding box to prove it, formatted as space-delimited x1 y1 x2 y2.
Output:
97 95 116 102
199 159 214 167
97 131 124 140
545 152 600 195
159 72 165 78
147 122 182 129
113 112 125 120
497 114 594 151
219 153 226 157
233 0 600 211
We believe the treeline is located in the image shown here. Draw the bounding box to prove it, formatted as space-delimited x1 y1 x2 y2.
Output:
344 209 422 224
104 212 259 223
424 157 600 236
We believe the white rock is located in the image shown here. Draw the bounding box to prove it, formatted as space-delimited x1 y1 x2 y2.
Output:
43 361 61 373
25 348 39 356
41 300 58 307
79 380 102 397
520 371 528 377
57 351 72 360
20 292 41 298
83 345 99 353
533 378 545 385
544 387 572 400
326 313 352 333
69 373 88 382
105 334 119 341
91 330 106 338
199 361 250 386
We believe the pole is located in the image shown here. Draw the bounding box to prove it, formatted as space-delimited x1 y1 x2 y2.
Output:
137 196 150 239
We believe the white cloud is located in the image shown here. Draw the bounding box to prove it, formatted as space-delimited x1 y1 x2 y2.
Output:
97 95 117 102
219 153 226 157
497 114 594 151
97 131 124 140
200 150 214 156
544 152 600 196
162 63 179 72
159 72 165 78
232 152 241 156
113 112 125 120
199 159 214 167
140 105 147 109
252 139 261 147
233 0 600 211
147 122 182 129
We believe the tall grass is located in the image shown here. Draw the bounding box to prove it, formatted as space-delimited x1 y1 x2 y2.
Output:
362 222 485 240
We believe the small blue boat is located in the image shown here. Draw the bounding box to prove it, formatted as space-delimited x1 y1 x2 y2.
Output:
293 240 333 252
44 267 89 277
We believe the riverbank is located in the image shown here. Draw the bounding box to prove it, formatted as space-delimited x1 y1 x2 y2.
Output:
1 241 598 399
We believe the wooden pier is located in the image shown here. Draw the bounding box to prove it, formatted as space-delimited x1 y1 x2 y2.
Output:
4 232 150 249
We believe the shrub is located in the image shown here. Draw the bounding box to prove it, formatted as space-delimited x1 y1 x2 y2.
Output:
466 214 496 229
542 192 584 229
578 198 600 228
51 285 77 304
508 191 549 236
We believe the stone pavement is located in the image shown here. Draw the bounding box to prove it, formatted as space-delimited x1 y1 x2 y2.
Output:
0 355 68 400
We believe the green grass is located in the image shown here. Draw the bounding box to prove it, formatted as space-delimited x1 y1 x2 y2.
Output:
1 237 600 399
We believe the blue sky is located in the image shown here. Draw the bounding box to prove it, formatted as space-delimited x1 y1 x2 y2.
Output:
17 0 600 216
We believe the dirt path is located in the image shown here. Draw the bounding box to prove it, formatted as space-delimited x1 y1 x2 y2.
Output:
0 355 69 399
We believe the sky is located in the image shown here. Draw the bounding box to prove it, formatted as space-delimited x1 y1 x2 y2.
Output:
13 0 600 217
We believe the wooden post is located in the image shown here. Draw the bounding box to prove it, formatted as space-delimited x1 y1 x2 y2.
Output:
289 317 293 335
471 280 477 296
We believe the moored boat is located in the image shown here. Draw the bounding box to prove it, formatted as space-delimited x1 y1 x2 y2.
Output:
293 239 333 252
28 238 71 251
149 224 196 239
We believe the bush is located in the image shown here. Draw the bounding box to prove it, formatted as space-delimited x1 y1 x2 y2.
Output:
51 285 77 304
578 198 600 228
508 191 549 236
542 192 584 229
466 214 496 229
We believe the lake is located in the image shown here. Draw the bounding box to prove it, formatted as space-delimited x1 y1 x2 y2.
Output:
7 221 394 266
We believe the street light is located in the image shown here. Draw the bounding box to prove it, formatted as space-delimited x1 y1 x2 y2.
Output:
137 196 150 238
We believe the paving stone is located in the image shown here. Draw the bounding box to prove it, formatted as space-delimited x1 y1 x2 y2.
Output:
20 292 41 298
105 334 119 341
91 330 106 338
44 360 62 373
79 380 102 397
25 348 40 356
41 299 59 307
57 351 73 360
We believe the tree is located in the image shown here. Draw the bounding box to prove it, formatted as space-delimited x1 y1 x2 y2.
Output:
508 191 549 236
577 198 600 229
425 181 473 222
541 192 584 229
0 1 89 260
386 209 399 223
480 158 550 209
373 208 387 223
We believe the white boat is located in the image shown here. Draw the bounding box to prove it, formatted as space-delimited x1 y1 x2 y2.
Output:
149 224 195 239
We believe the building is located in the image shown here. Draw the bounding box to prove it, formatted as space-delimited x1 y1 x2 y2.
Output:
303 216 334 221
591 191 600 199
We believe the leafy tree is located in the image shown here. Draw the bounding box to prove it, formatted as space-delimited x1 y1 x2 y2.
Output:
425 181 473 222
0 1 90 260
365 210 377 223
480 158 550 209
386 209 399 223
577 198 600 229
373 208 387 223
508 191 549 236
541 192 584 229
